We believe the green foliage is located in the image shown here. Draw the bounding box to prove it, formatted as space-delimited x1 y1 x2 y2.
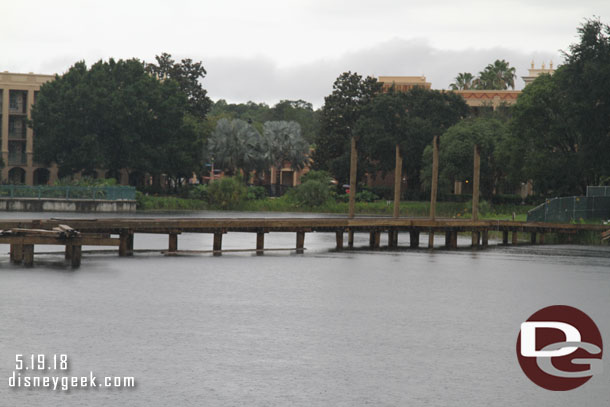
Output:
136 191 208 210
208 99 319 143
474 59 517 90
510 17 610 196
300 170 332 184
54 176 118 187
31 58 202 180
264 120 310 174
290 180 332 207
450 72 475 90
312 71 382 185
145 52 212 118
356 87 469 191
208 118 269 176
421 116 513 197
207 177 247 209
246 186 267 200
187 184 209 200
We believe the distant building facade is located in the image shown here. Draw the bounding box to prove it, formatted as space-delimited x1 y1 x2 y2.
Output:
0 72 56 185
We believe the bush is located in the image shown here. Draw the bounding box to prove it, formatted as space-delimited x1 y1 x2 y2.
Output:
187 184 209 200
291 180 331 207
300 170 332 184
207 177 247 209
246 185 267 200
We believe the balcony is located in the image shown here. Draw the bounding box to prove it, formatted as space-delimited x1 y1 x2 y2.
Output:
8 153 27 166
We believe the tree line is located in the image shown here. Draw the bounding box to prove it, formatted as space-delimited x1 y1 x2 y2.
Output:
30 18 610 199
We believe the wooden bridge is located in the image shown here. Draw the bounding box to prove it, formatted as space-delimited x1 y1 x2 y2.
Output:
0 217 607 268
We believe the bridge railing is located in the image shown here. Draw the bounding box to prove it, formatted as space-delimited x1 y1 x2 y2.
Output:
0 185 136 201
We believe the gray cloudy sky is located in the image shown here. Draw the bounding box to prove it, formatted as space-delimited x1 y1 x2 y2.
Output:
3 1 609 107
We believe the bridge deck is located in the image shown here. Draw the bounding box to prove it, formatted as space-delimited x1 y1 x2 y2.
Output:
0 217 606 268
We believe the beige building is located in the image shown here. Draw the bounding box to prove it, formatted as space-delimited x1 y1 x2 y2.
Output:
0 71 56 185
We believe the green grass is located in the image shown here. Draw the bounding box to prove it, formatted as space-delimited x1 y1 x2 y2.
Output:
137 193 534 220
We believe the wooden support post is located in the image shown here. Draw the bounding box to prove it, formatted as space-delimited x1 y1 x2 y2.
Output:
482 230 489 247
335 231 344 250
169 233 178 252
512 231 519 245
502 231 509 245
213 232 223 256
450 231 458 249
348 230 354 248
428 231 435 248
430 135 439 220
296 231 305 254
127 232 134 256
388 230 398 248
10 244 23 263
65 244 73 260
348 136 357 219
471 231 480 247
393 144 402 218
373 231 381 248
530 232 537 244
23 244 34 267
119 232 134 257
472 144 480 221
445 231 452 248
256 232 265 255
539 233 545 244
71 245 82 268
410 231 420 248
369 231 375 248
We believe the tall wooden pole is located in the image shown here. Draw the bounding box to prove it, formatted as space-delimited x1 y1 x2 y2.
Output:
348 137 357 219
393 144 402 218
430 136 439 220
428 136 439 249
472 144 480 221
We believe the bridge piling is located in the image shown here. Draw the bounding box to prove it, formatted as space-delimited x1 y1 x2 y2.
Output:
471 231 480 247
482 230 489 247
348 230 354 248
410 231 420 248
23 244 34 267
335 231 344 250
530 232 537 244
169 233 178 252
256 232 265 255
512 231 519 245
502 231 509 245
70 245 82 268
213 232 223 256
296 231 305 254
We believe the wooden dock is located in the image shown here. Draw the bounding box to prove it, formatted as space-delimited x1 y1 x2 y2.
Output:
0 217 607 267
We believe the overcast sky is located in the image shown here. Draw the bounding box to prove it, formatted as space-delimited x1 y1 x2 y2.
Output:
3 1 609 107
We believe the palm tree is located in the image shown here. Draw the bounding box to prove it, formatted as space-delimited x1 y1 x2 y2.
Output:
208 118 270 178
263 121 310 191
474 60 516 90
449 72 474 90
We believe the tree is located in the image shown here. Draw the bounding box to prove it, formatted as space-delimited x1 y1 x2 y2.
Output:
356 87 469 192
312 72 382 185
207 118 269 177
450 72 474 90
474 59 516 90
510 18 610 195
268 100 320 143
263 121 309 190
31 58 200 180
421 116 513 197
146 52 212 118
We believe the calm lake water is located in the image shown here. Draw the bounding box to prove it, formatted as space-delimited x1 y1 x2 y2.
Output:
0 211 609 406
